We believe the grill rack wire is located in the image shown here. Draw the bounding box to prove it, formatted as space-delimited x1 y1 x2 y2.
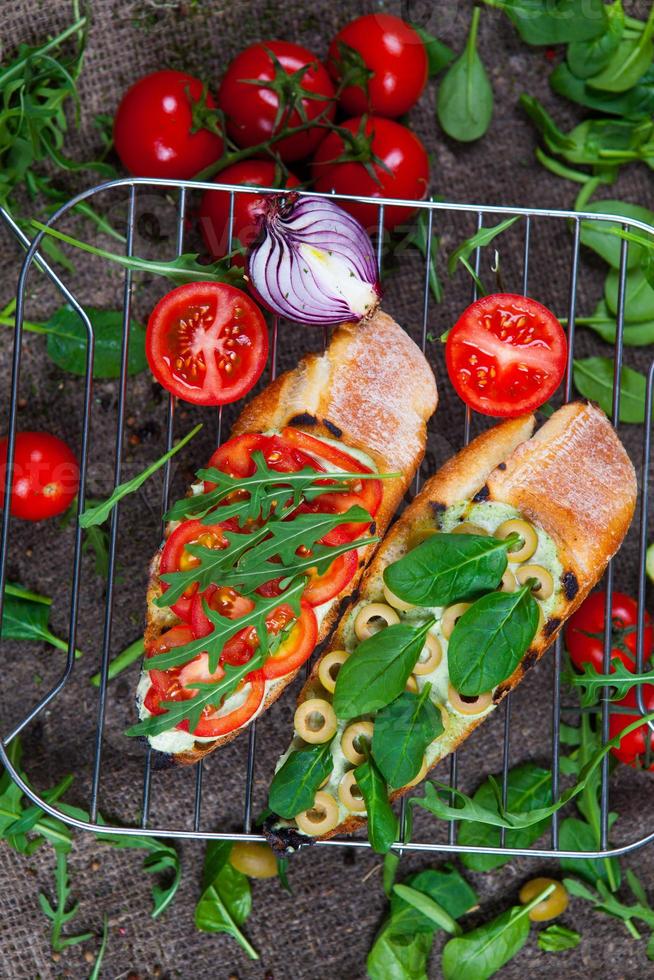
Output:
1 177 654 863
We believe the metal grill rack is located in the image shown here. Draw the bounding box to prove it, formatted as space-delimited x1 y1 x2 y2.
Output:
1 177 654 864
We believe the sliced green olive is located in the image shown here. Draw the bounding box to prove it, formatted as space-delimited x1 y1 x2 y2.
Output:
229 842 278 879
407 525 437 551
341 721 374 766
338 770 367 812
413 633 443 675
519 878 569 921
451 521 488 536
448 684 493 716
294 698 337 744
318 650 349 694
516 564 554 600
496 518 538 562
354 602 399 641
295 791 340 836
383 580 415 612
441 602 472 639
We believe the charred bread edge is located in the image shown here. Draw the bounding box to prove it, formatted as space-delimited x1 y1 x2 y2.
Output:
288 401 637 842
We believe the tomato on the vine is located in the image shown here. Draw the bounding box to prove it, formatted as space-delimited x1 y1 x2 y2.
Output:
445 293 567 418
566 591 652 675
146 282 268 405
328 14 428 118
609 684 654 770
113 70 223 179
199 160 301 260
218 41 335 162
312 116 429 230
0 431 79 521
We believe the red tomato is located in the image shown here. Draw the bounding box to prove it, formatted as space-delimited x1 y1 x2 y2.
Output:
328 14 427 117
262 603 318 678
0 431 79 521
609 684 654 770
312 116 429 231
218 41 336 162
302 549 358 606
144 624 195 715
146 282 268 406
113 70 224 179
298 490 373 545
445 293 567 418
160 519 235 622
189 671 265 737
190 582 255 645
566 591 652 675
198 160 301 260
205 432 323 483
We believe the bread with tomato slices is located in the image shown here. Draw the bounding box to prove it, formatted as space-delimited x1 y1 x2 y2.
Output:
264 401 636 846
137 309 438 764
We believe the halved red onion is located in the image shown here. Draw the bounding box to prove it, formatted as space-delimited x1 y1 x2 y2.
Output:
246 194 381 325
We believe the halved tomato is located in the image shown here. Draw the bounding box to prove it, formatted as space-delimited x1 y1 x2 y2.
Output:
189 671 265 738
144 624 195 715
445 294 567 418
205 432 324 485
302 549 358 605
190 582 255 642
160 518 235 621
146 282 269 406
262 603 318 679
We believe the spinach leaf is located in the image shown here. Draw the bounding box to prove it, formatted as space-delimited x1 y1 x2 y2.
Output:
390 867 478 936
483 0 608 45
538 924 581 952
458 763 552 870
393 884 461 935
448 217 520 275
355 756 398 854
437 8 493 143
268 740 334 819
373 686 443 789
579 199 654 269
605 265 654 321
195 841 258 959
588 5 654 93
412 25 455 76
447 586 539 696
384 532 513 607
566 0 625 78
384 850 400 897
573 357 647 423
441 904 530 980
1 592 82 657
551 62 654 118
333 620 435 719
367 929 433 980
577 299 654 346
41 305 147 378
559 815 621 887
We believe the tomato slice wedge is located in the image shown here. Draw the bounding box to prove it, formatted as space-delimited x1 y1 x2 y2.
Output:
144 624 194 715
445 293 567 418
205 432 324 486
262 603 318 678
190 582 255 642
254 549 359 607
159 518 235 621
190 671 265 738
146 282 269 406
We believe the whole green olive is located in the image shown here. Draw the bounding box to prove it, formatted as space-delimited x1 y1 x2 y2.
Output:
519 877 569 921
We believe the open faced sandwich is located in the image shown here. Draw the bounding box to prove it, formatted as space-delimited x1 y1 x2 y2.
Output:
265 402 636 850
128 310 437 763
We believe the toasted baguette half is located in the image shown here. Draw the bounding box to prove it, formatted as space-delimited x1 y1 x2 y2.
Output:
269 401 636 844
138 310 438 764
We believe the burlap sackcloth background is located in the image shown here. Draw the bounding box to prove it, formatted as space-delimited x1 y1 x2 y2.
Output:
1 0 654 977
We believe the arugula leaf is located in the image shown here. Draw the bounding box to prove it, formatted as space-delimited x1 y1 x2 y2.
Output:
372 686 443 789
355 756 398 854
565 658 653 706
195 841 258 959
482 0 608 45
437 8 493 143
333 620 435 719
406 210 443 304
1 592 82 657
538 924 581 952
448 217 520 276
384 532 515 607
447 585 540 696
80 423 202 528
457 763 552 870
268 740 334 819
96 831 181 917
42 305 147 378
564 875 654 939
39 845 93 951
88 916 109 980
573 357 648 423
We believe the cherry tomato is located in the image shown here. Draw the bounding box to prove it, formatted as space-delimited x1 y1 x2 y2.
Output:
609 684 654 770
190 582 255 646
218 41 335 162
262 603 318 678
312 116 429 231
113 70 223 180
566 591 652 675
0 431 79 521
146 282 268 406
205 433 323 484
199 160 301 260
445 293 567 418
328 14 427 118
160 519 236 622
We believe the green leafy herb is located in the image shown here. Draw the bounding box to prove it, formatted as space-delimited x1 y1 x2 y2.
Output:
367 928 433 980
354 756 398 854
39 844 93 951
96 830 181 917
567 0 625 79
605 265 654 321
384 532 516 607
482 0 608 45
457 763 552 871
448 216 520 276
551 62 654 118
88 916 109 980
407 210 443 303
564 875 654 946
333 619 435 719
383 851 400 897
80 423 202 528
576 298 654 346
587 4 654 93
559 816 620 887
268 740 334 819
372 686 443 789
537 923 581 952
447 585 540 696
413 25 455 76
39 304 147 378
4 582 51 605
195 841 258 960
573 357 647 423
578 200 654 269
393 884 461 935
1 591 82 657
90 637 145 687
437 8 493 143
